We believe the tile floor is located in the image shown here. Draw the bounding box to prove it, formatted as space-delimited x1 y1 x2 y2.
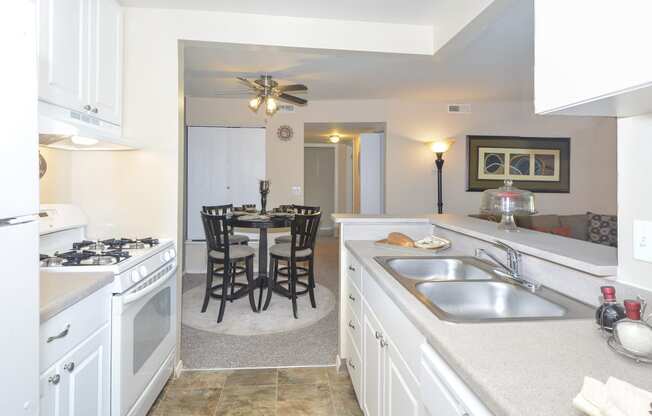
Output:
147 366 363 416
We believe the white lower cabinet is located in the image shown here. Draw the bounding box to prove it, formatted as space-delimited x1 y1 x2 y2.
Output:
40 287 112 416
344 252 492 416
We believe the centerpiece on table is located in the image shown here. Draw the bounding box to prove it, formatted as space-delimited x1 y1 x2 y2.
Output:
259 179 270 214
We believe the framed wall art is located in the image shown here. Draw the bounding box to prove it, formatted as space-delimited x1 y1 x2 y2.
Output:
467 135 571 193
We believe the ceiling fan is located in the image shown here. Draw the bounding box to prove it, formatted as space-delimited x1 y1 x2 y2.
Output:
237 75 308 116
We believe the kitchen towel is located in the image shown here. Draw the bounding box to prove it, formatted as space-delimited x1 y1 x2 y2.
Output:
573 376 652 416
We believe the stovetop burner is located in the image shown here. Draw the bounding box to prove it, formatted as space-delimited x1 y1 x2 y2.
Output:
41 237 160 268
102 237 159 250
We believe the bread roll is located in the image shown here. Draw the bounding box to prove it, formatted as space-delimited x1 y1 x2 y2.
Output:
386 232 415 248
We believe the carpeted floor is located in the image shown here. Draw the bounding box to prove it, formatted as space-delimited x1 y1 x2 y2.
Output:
181 236 340 369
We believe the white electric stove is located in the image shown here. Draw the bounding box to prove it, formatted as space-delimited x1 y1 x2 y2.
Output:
39 204 177 416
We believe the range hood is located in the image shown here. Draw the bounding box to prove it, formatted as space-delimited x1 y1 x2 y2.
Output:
38 101 137 151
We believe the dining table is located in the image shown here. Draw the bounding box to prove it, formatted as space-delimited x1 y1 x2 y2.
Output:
228 212 294 307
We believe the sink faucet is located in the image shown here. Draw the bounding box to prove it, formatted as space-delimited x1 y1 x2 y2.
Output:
475 241 540 292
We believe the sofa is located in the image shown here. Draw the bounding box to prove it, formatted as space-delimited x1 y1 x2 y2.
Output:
469 212 618 247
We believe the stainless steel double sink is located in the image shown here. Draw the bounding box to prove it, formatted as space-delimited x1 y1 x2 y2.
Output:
375 256 594 322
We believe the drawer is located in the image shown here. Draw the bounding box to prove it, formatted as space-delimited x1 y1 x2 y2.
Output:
40 285 111 372
344 275 362 322
345 329 363 402
345 252 362 289
344 303 362 354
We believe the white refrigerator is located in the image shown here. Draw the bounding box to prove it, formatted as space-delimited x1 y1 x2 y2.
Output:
0 0 40 414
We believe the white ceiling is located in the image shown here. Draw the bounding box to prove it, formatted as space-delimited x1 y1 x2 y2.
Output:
304 122 386 143
121 0 438 25
182 0 534 102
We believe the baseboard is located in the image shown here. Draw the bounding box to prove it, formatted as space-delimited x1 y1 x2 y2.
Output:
183 363 338 371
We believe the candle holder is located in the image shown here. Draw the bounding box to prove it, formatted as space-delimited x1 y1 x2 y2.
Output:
259 180 270 214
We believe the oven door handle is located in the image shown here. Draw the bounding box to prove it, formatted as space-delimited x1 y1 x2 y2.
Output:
121 265 177 305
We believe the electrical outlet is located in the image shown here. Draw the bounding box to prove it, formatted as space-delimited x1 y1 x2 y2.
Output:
633 220 652 262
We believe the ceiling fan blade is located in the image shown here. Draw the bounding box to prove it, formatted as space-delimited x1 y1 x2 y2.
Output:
214 90 253 96
278 93 307 105
236 77 263 90
278 84 307 92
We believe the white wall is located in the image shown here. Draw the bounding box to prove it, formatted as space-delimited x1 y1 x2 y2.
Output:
617 113 652 290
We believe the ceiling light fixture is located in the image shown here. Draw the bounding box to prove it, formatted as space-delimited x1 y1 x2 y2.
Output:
248 96 263 111
71 136 99 146
329 135 341 143
265 97 278 116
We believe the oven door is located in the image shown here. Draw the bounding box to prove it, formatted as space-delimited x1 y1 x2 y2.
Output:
112 262 177 416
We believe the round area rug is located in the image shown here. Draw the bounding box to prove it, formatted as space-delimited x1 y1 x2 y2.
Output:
182 282 335 336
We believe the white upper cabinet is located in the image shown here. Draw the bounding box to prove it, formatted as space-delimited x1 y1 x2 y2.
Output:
38 0 123 125
535 0 652 117
38 0 87 113
88 0 123 124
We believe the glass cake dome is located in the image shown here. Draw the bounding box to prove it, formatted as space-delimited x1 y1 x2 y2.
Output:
480 180 536 231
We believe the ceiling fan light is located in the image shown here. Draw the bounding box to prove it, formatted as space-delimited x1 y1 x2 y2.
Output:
265 97 278 115
248 96 262 112
329 135 340 143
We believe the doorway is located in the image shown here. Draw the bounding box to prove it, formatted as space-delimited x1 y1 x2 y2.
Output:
304 145 336 230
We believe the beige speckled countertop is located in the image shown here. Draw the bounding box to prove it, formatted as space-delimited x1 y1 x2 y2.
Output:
40 271 114 322
345 240 652 416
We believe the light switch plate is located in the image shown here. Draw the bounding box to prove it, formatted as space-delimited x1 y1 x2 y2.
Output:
291 186 301 196
633 220 652 262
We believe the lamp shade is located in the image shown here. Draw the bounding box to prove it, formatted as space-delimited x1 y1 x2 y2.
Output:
430 139 453 154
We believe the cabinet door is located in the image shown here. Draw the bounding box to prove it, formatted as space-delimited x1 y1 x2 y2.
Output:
384 341 420 416
38 0 88 111
362 302 384 416
40 364 68 416
61 324 111 416
88 0 122 124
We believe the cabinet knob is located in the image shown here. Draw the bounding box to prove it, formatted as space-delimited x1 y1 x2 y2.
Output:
348 265 356 272
64 362 75 373
347 360 356 370
380 338 388 348
91 107 98 113
348 321 355 330
374 331 383 340
83 104 92 111
48 374 60 385
348 294 356 302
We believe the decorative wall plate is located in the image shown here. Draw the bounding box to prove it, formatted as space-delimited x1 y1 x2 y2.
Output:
277 125 293 141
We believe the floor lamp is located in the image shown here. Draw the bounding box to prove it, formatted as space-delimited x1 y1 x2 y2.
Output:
430 140 454 214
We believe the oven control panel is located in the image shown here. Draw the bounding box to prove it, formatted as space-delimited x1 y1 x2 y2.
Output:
115 242 176 292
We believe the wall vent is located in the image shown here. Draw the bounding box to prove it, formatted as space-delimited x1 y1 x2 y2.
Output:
278 104 295 113
447 104 471 114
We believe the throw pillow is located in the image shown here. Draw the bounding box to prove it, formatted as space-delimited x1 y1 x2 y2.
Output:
532 226 573 237
587 212 618 247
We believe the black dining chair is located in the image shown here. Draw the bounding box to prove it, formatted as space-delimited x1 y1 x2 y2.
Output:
274 205 320 244
200 211 257 323
263 211 321 319
203 204 250 245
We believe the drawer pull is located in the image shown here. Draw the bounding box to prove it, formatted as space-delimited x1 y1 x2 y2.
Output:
48 374 60 385
348 321 355 330
46 324 70 343
348 294 356 302
375 331 383 340
348 360 356 370
348 265 356 272
64 362 75 373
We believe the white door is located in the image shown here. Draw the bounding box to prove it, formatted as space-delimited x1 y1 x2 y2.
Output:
40 364 67 416
88 0 122 124
304 147 335 229
384 342 420 416
62 324 111 416
359 133 385 214
186 127 265 240
362 303 384 416
38 0 88 112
